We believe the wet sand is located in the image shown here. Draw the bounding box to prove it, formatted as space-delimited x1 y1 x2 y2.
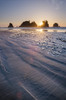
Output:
0 29 66 100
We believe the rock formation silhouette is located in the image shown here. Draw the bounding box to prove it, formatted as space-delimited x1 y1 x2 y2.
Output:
53 23 59 27
30 21 37 27
20 21 30 27
8 23 13 28
41 20 49 27
19 21 37 27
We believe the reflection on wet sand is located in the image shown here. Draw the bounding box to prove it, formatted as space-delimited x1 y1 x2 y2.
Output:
0 28 66 100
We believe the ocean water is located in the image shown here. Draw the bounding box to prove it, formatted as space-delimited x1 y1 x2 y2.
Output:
0 27 66 100
9 27 66 56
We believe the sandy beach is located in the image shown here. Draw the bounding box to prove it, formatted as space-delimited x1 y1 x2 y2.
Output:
0 28 66 100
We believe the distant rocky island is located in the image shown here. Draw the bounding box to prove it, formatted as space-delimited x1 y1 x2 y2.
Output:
40 20 49 27
19 21 37 27
8 23 14 28
53 23 59 27
8 20 59 28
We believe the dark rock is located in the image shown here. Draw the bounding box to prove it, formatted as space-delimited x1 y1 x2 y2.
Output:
53 23 59 27
41 20 49 27
8 23 13 28
19 21 37 27
30 21 37 27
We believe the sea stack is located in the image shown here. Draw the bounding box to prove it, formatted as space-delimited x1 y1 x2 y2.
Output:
53 23 59 27
8 23 14 28
41 20 49 27
19 21 37 27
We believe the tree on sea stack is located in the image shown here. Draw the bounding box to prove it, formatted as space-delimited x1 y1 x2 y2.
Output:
53 23 59 27
41 20 49 27
8 23 14 28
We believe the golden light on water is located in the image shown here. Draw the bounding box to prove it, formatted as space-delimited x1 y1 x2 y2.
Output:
36 29 43 32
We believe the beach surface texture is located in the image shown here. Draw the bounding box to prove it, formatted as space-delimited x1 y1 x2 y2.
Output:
0 28 66 100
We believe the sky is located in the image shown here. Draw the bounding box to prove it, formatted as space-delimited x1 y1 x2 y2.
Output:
0 0 66 27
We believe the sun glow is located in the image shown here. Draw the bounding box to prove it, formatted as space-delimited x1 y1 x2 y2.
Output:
39 22 43 26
